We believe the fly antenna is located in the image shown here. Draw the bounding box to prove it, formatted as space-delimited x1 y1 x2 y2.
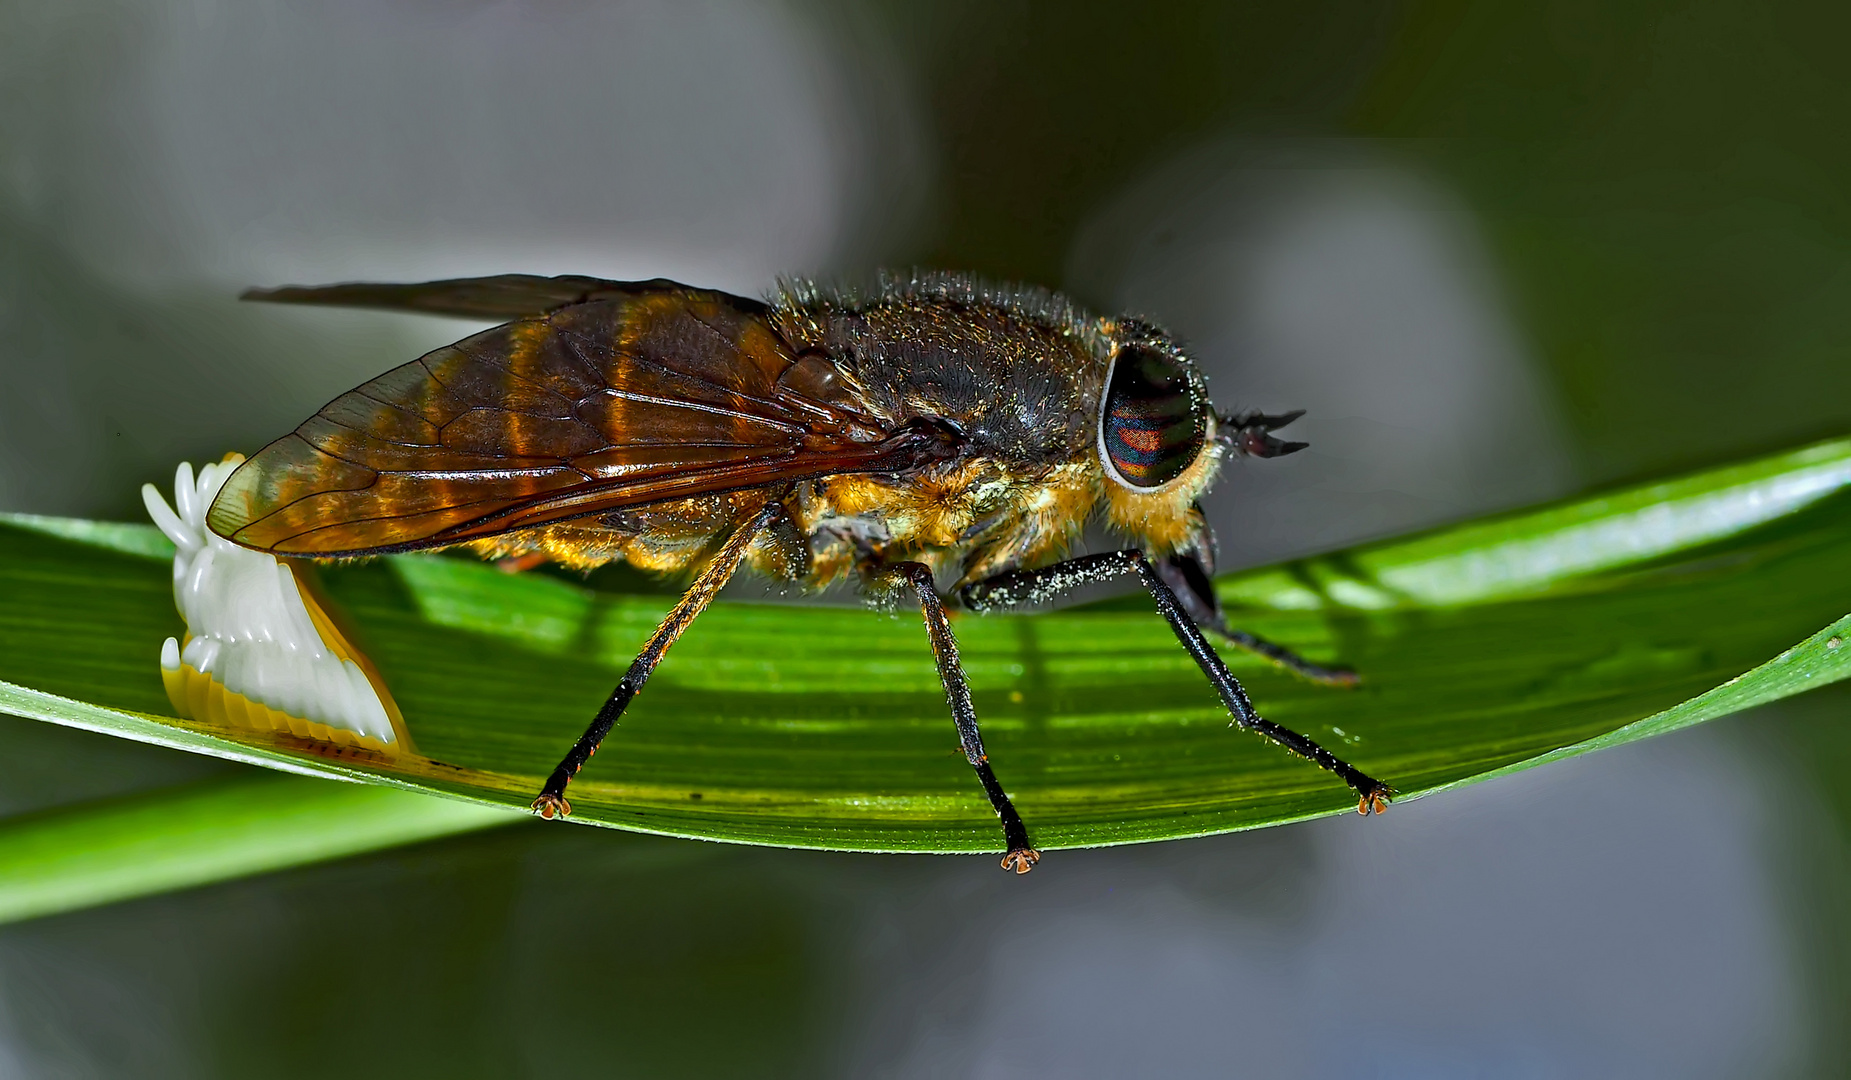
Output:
1218 409 1308 458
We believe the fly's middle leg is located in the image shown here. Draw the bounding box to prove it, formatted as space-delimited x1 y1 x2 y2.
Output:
873 560 1039 873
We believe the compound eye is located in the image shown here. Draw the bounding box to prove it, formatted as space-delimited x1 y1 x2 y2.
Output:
1100 344 1208 489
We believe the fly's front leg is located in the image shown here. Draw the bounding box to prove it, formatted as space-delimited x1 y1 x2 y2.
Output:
1152 550 1359 687
530 500 781 819
873 560 1039 873
961 551 1392 816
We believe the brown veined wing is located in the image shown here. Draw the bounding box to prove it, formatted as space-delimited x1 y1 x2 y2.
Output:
208 278 953 556
240 273 685 322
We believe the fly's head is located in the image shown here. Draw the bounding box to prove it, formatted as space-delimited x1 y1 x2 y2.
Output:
1094 319 1307 563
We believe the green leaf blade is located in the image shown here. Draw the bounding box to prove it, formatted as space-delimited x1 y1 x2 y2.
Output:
0 773 517 925
0 435 1848 919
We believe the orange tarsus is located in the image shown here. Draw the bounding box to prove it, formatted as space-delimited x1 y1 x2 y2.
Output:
1001 848 1041 874
532 793 571 819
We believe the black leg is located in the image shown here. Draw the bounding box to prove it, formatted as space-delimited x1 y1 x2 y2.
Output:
1151 551 1360 687
530 500 781 819
876 561 1039 873
961 551 1392 815
1208 625 1360 686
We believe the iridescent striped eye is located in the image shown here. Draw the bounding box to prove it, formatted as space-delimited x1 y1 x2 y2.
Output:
1099 344 1209 489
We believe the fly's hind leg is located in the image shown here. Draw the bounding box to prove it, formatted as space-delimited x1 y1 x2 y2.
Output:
961 551 1391 816
873 560 1039 873
530 500 781 819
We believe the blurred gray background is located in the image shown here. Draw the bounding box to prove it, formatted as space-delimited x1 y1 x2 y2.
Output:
3 2 1850 1076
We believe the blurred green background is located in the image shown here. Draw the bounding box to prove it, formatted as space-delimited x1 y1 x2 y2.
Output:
2 1 1849 1075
